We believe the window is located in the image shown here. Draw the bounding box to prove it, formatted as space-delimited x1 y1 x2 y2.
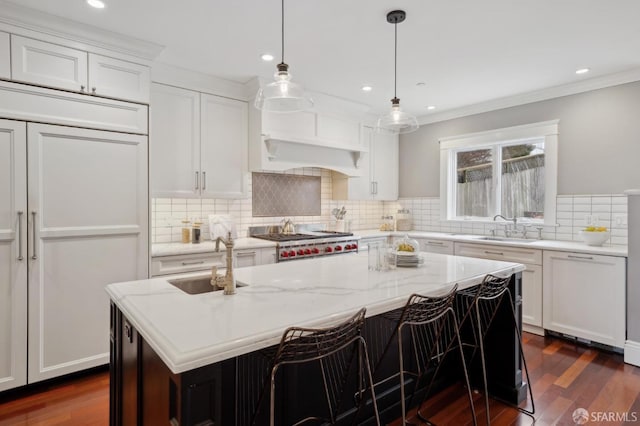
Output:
440 120 558 225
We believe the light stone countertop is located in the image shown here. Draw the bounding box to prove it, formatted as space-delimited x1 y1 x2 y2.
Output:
106 252 524 374
354 230 628 257
151 238 277 257
152 231 626 258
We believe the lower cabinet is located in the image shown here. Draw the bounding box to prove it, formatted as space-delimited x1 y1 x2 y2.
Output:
416 238 454 255
455 242 544 335
151 252 225 277
543 251 626 348
234 247 277 268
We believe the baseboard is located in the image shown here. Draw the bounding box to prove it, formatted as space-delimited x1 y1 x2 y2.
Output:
624 340 640 367
523 324 545 336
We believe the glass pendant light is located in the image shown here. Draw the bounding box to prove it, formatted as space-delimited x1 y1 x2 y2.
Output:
255 0 313 113
376 10 419 134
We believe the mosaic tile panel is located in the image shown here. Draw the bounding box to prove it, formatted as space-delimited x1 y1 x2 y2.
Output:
252 172 321 217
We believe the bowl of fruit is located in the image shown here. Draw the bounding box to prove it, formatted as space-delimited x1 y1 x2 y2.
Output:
578 227 610 246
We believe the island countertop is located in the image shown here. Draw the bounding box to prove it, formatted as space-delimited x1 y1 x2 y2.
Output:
106 252 525 374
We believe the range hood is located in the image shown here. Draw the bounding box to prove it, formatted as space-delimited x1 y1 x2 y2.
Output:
258 133 367 176
249 106 369 176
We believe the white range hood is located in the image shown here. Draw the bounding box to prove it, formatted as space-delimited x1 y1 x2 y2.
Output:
248 88 371 176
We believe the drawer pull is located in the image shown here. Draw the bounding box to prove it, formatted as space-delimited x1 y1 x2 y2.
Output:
426 241 444 245
181 260 205 265
523 269 534 274
484 250 504 256
568 255 593 261
236 252 256 257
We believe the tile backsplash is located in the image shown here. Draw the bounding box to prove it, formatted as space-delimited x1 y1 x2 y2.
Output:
151 168 628 247
151 168 386 243
252 172 321 216
386 194 628 246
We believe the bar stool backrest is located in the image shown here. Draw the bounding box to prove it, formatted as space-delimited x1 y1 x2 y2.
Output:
401 284 458 326
273 308 366 364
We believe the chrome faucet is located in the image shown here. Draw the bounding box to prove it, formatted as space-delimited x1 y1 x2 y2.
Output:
211 232 236 295
493 214 519 237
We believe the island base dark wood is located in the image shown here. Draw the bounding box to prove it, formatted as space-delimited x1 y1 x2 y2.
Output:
110 272 526 425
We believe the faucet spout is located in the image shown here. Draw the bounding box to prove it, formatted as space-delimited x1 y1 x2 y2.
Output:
213 232 235 295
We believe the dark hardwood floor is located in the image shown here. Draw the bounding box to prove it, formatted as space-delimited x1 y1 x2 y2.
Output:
1 333 639 425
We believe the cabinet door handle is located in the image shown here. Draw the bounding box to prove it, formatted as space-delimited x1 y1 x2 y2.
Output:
568 254 593 261
202 171 206 190
484 250 504 256
31 211 37 260
17 211 24 261
370 182 374 195
236 252 256 257
195 171 199 190
181 260 205 266
374 181 378 194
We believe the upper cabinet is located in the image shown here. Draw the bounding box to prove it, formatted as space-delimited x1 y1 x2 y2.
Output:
200 93 248 198
332 126 399 201
11 35 88 92
150 83 248 199
87 54 150 103
0 31 10 79
9 35 150 103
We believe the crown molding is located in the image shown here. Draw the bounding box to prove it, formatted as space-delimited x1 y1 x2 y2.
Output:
152 62 247 101
417 67 640 126
0 0 164 62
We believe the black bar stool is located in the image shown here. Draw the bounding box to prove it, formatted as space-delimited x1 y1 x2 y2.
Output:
456 274 535 425
251 308 380 426
375 284 476 425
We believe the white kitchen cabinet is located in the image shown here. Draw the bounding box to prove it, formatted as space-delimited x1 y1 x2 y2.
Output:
0 120 27 392
416 238 455 255
358 235 390 250
200 93 248 198
88 54 150 103
150 83 248 199
151 252 225 277
234 247 277 268
11 35 88 92
0 31 9 79
455 242 543 334
150 84 200 198
27 123 148 383
543 250 626 348
332 126 398 201
9 35 150 103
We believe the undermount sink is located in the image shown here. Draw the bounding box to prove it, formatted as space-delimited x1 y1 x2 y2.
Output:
168 275 247 295
474 236 537 244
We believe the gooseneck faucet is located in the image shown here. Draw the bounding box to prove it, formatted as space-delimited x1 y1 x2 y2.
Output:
493 214 523 238
211 232 236 295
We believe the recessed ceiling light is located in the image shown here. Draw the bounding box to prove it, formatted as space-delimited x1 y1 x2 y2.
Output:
427 105 436 110
86 0 105 9
416 82 426 86
361 85 373 92
575 68 590 75
261 54 274 62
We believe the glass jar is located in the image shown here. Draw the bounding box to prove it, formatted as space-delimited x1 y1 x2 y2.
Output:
191 221 202 244
394 234 419 254
181 220 191 244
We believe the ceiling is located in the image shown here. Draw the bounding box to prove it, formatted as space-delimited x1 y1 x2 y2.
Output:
8 0 640 117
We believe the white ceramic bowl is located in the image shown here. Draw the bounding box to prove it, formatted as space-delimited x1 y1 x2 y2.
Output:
579 230 610 246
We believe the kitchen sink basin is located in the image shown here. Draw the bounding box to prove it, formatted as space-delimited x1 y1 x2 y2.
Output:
474 236 537 244
168 275 246 295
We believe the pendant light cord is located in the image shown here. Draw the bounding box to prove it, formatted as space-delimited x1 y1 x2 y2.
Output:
394 21 398 99
281 0 285 64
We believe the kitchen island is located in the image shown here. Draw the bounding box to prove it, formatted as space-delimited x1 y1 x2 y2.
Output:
107 251 526 425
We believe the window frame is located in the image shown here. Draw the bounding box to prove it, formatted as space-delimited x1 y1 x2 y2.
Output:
439 120 558 226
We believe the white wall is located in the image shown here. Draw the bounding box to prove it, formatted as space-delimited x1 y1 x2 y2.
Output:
400 81 640 197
